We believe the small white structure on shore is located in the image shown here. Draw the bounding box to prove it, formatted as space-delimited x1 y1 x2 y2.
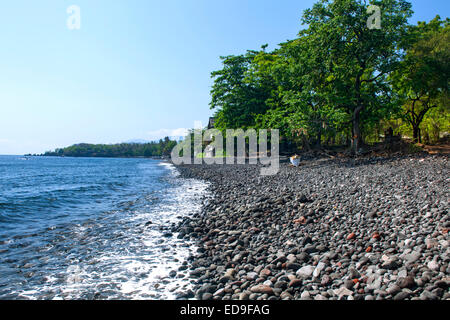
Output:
290 155 301 167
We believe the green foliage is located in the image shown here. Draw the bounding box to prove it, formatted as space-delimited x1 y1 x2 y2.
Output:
210 50 276 130
42 138 177 158
298 0 412 152
391 16 450 142
420 105 450 143
205 0 448 152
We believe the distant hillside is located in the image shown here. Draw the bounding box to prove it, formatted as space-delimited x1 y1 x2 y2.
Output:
41 137 177 158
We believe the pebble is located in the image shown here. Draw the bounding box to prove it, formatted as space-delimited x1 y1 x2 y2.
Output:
427 260 439 271
296 265 315 278
250 285 273 295
397 276 416 289
381 255 401 270
288 279 302 288
420 290 438 300
404 251 421 264
347 233 356 240
393 291 410 300
334 287 353 297
313 262 326 278
300 291 311 300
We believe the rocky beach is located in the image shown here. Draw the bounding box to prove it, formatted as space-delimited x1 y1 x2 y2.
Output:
172 154 449 300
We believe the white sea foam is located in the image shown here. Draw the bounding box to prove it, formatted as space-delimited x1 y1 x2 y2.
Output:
19 162 210 300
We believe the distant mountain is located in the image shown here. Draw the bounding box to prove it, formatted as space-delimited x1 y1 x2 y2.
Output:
168 136 185 142
124 136 185 144
123 139 151 144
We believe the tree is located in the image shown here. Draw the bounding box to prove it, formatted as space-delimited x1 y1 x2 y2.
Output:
271 35 350 148
300 0 412 153
210 50 274 130
391 16 450 143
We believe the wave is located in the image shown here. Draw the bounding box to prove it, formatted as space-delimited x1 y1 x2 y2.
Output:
0 158 210 300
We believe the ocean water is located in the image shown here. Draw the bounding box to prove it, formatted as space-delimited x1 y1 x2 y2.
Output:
0 155 208 300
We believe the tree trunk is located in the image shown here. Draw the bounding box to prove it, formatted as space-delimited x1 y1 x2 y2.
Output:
316 131 322 148
413 126 420 143
424 131 430 144
352 107 363 154
302 134 310 151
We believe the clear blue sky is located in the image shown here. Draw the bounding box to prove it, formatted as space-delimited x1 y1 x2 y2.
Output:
0 0 448 155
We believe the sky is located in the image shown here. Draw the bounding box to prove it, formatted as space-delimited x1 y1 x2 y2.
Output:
0 0 449 155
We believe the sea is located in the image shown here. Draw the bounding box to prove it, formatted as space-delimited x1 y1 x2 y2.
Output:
0 155 208 300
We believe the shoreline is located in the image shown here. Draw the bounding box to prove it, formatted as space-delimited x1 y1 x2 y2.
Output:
173 154 449 300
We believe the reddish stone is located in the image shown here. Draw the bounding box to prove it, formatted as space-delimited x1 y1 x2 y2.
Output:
288 279 303 288
250 285 274 295
293 216 307 225
372 232 381 240
260 269 271 277
347 232 356 240
366 246 373 253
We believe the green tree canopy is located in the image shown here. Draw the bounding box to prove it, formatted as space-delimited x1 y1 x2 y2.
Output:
391 16 450 142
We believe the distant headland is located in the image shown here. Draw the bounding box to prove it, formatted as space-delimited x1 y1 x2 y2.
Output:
28 137 177 158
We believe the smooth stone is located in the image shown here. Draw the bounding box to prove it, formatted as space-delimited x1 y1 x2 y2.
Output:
348 268 360 279
381 255 401 270
296 265 315 278
393 291 410 300
398 270 408 278
246 272 258 280
403 251 421 264
427 260 439 271
239 292 250 300
397 276 416 289
300 291 311 300
420 290 438 300
334 287 353 297
250 285 273 295
286 262 301 270
202 293 213 300
280 291 294 300
313 262 326 278
169 270 177 278
288 279 302 288
386 284 401 295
